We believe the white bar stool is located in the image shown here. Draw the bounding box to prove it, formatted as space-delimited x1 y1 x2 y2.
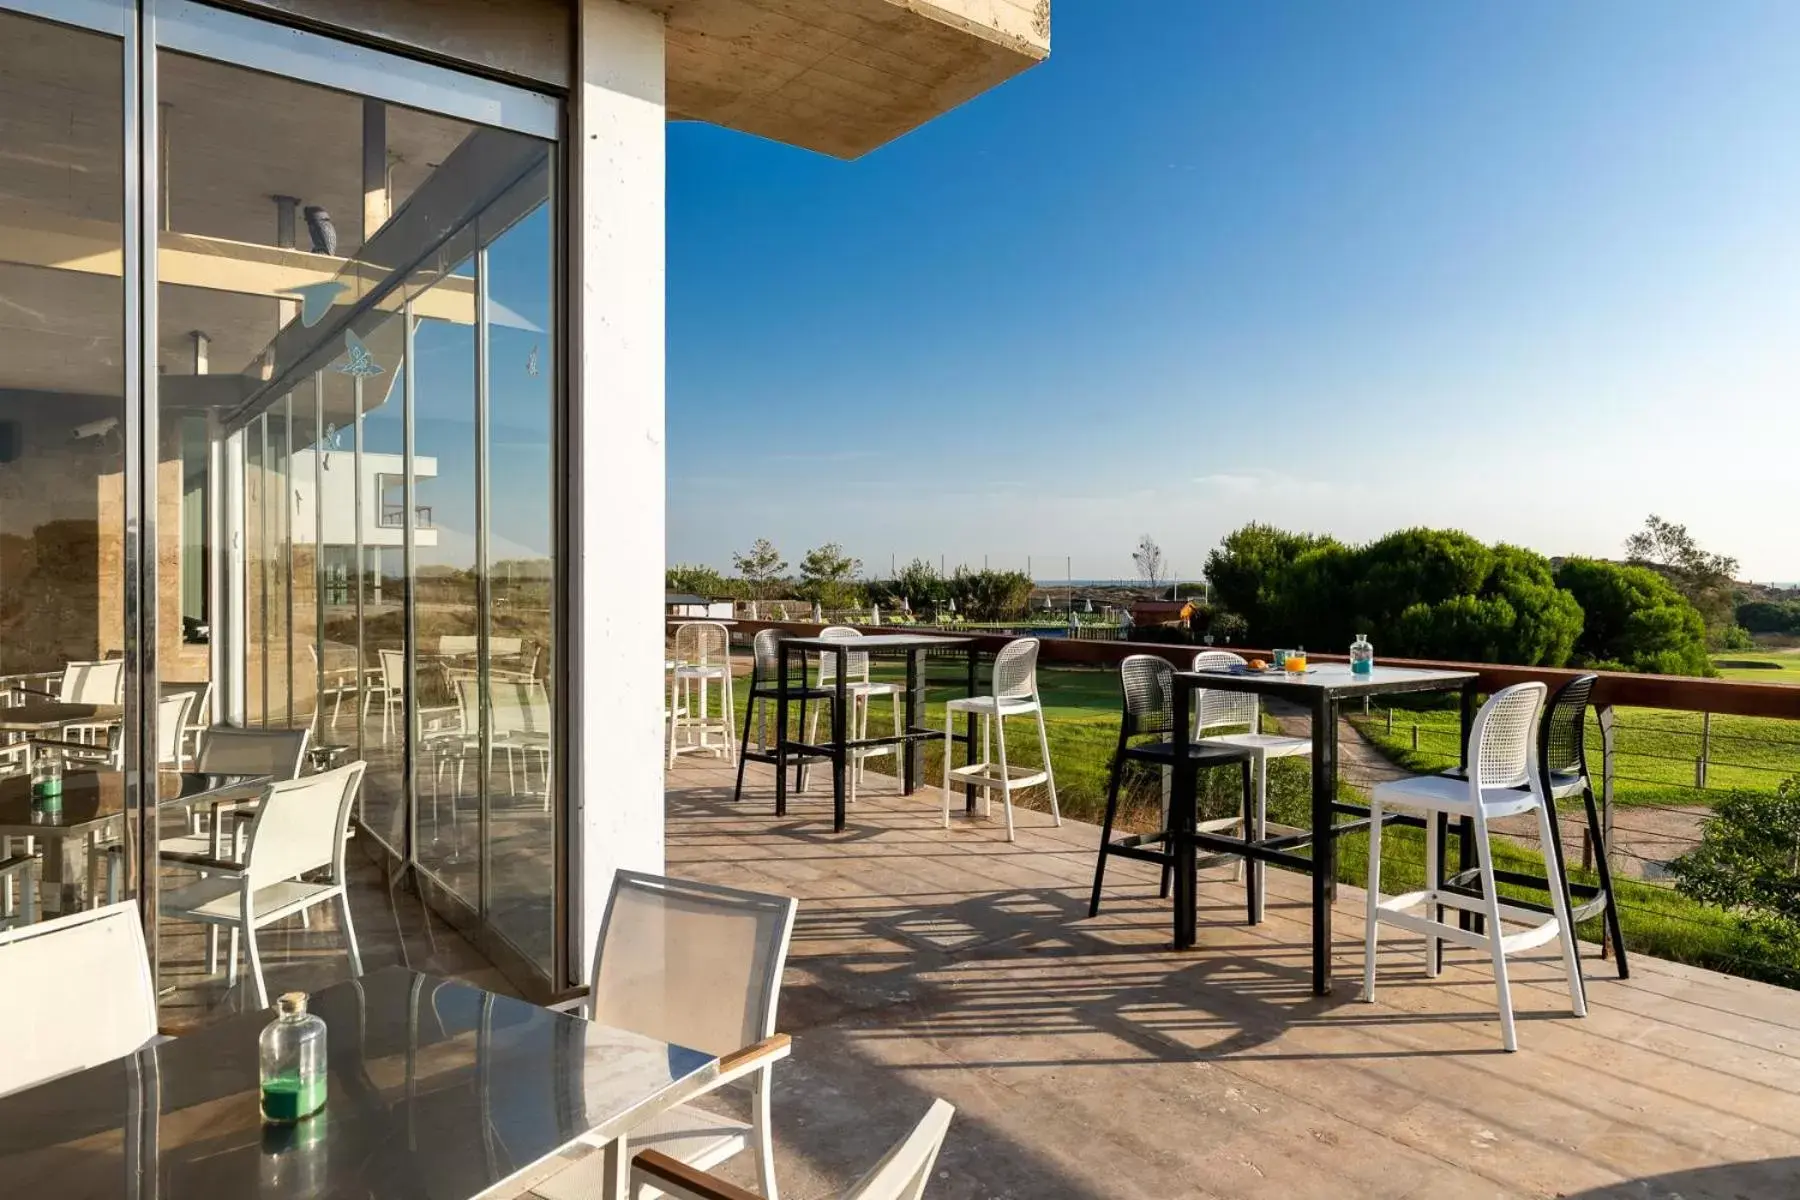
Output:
667 622 736 766
941 638 1058 841
1361 681 1587 1051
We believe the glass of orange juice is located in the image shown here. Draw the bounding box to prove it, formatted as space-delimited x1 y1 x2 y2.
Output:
1287 647 1307 673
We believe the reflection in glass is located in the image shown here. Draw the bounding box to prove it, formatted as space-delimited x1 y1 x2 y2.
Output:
0 12 130 925
141 39 562 1010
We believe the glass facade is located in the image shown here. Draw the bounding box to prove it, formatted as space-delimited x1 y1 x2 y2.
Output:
0 0 565 1017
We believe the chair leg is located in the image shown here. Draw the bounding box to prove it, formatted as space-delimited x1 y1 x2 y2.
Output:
996 712 1015 842
1580 781 1629 979
941 709 955 829
1089 737 1128 917
1472 816 1517 1052
1158 763 1173 900
206 925 219 975
980 715 993 817
666 673 681 769
721 673 737 761
1538 800 1588 1018
243 917 270 1012
1033 706 1059 827
1240 759 1257 925
752 1067 780 1200
338 891 364 977
1361 799 1384 1002
732 693 757 803
227 927 240 988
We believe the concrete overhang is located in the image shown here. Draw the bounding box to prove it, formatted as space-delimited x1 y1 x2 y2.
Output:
226 0 1047 159
650 0 1051 158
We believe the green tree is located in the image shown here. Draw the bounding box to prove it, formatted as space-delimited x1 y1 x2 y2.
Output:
665 564 730 596
1625 514 1740 631
946 568 1033 621
798 542 863 610
1737 599 1800 635
1555 557 1713 676
879 558 947 613
1670 777 1800 958
731 538 786 600
1204 523 1338 641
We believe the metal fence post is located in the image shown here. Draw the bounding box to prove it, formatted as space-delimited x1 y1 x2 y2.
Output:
1696 711 1710 789
1385 707 1393 734
1411 724 1419 751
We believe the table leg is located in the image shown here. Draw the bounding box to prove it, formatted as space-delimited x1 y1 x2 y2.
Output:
832 647 848 833
1171 681 1198 949
904 650 922 794
775 644 790 818
964 648 978 815
1311 694 1338 995
41 834 81 915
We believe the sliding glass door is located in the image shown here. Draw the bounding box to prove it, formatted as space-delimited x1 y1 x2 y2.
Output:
0 0 566 1020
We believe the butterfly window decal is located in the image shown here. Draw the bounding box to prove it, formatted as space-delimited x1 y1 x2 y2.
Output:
335 330 383 378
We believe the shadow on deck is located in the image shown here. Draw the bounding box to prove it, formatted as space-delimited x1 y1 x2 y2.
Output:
668 754 1800 1200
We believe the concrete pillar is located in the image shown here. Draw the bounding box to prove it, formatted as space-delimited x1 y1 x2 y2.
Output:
571 0 667 984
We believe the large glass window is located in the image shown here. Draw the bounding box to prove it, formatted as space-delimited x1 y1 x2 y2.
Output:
149 25 561 1015
0 10 132 923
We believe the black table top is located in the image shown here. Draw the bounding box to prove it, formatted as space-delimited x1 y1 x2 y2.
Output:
0 771 268 836
0 967 717 1199
1176 662 1476 699
779 633 973 651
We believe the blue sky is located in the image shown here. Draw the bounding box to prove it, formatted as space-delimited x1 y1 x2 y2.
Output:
666 1 1800 583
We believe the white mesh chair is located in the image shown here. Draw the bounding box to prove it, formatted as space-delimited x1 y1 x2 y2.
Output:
941 638 1058 842
159 726 310 861
363 648 406 745
668 622 736 767
632 1099 955 1200
1189 650 1313 902
0 900 158 1098
805 627 902 802
533 871 798 1200
159 760 366 1010
21 659 126 747
1361 682 1587 1051
493 677 554 810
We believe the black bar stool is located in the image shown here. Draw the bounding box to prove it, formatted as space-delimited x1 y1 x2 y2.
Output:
733 629 832 803
1442 673 1628 994
1090 654 1256 920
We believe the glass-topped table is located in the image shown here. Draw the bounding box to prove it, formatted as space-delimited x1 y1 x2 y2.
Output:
0 966 718 1199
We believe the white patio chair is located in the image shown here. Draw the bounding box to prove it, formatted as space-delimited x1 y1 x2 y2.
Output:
493 676 553 810
159 759 367 1010
164 680 212 767
362 647 406 745
159 725 312 973
532 871 798 1200
159 725 310 860
805 626 902 802
308 642 359 730
668 622 736 766
941 638 1058 842
11 659 126 747
1189 649 1313 898
0 900 158 1098
632 1099 955 1200
1361 682 1587 1051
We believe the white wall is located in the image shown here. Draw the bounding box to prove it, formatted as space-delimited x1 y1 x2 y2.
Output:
572 0 666 984
289 448 438 548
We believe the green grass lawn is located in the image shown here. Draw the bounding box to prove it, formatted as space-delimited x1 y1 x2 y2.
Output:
688 657 1800 989
1711 647 1800 683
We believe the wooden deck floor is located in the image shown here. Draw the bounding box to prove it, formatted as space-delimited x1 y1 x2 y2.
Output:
668 755 1800 1200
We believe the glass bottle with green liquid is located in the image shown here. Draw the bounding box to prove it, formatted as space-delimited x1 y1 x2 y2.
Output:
260 992 327 1124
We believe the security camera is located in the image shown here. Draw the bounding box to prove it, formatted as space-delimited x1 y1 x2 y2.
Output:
72 417 120 441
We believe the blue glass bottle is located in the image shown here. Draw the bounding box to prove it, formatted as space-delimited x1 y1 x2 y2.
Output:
1349 633 1374 676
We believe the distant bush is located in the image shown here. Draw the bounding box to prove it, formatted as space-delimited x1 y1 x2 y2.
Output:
1554 557 1713 676
1738 599 1800 635
1204 524 1580 666
1717 624 1756 651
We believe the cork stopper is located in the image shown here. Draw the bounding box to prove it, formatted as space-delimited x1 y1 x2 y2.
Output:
277 992 309 1017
